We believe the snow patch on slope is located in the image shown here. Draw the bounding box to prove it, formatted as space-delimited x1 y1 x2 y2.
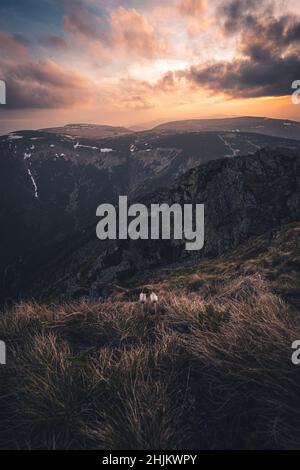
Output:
8 134 23 140
23 152 39 198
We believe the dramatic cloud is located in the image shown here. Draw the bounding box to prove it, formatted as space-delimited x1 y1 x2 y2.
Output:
176 0 300 98
63 1 168 59
184 56 300 98
218 0 262 34
2 0 300 125
111 7 168 58
1 59 91 109
0 32 29 61
0 31 92 109
63 0 110 43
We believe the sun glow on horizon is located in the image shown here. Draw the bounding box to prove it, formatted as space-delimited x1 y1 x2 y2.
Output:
0 0 300 133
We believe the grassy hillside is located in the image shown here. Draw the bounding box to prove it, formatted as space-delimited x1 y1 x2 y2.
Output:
135 222 300 307
1 224 300 450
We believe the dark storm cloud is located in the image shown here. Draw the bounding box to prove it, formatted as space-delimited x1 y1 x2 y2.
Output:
180 0 300 98
186 54 300 98
1 60 91 109
219 0 300 51
218 0 263 34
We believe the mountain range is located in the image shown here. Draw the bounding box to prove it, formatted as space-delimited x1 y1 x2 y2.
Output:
0 115 299 303
154 116 300 140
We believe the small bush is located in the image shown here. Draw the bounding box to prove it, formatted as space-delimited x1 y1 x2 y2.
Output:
198 304 230 332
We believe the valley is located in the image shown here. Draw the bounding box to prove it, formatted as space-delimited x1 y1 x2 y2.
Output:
1 116 300 304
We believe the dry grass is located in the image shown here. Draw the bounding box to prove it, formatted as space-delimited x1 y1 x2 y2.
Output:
0 274 300 449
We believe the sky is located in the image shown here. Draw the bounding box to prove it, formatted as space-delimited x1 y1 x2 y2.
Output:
0 0 300 133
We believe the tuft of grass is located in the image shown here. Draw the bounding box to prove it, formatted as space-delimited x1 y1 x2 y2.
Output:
0 274 300 449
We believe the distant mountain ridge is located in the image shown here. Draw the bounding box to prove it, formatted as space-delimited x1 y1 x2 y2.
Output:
39 116 300 141
40 123 133 139
154 116 300 140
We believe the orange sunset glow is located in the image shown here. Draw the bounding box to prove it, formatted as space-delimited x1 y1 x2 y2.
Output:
0 0 300 132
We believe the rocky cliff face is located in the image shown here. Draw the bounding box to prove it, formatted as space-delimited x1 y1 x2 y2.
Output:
18 147 300 302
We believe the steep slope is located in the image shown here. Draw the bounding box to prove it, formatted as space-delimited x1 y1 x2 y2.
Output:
131 222 300 312
2 128 298 277
16 147 300 302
